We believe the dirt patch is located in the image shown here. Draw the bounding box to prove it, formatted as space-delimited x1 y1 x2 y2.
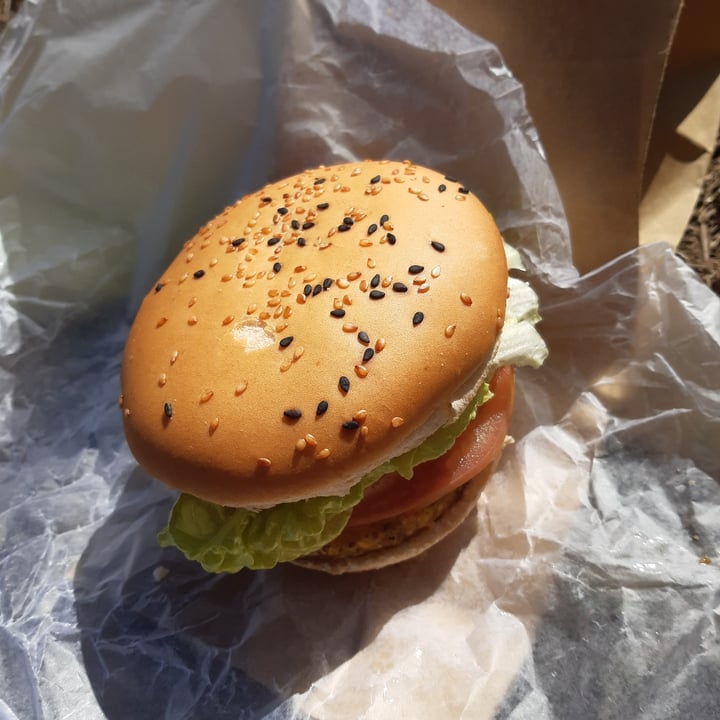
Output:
675 125 720 295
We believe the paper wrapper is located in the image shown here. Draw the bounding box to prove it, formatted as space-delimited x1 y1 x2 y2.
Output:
1 2 718 718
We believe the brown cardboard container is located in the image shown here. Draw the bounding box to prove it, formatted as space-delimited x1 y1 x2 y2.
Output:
432 0 720 274
641 0 720 250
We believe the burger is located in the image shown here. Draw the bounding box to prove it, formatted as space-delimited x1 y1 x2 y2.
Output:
119 160 547 574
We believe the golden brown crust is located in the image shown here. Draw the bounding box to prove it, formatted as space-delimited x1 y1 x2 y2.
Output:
121 160 507 507
292 464 495 574
304 485 466 560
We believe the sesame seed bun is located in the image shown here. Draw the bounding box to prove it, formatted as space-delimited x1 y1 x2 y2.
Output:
121 160 507 509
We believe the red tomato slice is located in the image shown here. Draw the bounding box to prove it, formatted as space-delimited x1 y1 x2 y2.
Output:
347 366 514 528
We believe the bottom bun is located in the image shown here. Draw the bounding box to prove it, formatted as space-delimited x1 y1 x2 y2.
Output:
293 461 496 575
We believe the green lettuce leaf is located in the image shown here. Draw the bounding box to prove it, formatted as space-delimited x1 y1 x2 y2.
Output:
158 482 364 573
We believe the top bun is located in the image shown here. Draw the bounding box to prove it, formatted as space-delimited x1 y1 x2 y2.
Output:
121 160 508 508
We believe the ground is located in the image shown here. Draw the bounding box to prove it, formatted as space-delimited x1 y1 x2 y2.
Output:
675 126 720 295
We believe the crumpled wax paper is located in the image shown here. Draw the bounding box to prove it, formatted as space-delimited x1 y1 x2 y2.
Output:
0 1 718 719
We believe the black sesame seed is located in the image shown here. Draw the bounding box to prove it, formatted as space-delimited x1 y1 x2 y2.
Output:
338 224 351 232
369 290 385 300
458 187 470 194
370 274 381 288
277 207 289 215
163 402 173 418
316 400 329 416
155 283 163 293
314 178 326 185
302 221 315 230
386 232 396 245
231 237 245 247
317 202 329 210
370 175 381 184
392 282 408 292
408 265 424 274
267 237 281 246
343 217 354 225
438 184 447 193
431 241 446 252
283 408 302 420
273 262 282 273
303 284 312 296
339 376 350 393
380 214 389 225
312 284 322 296
444 175 457 182
297 237 306 247
358 331 370 345
330 308 346 318
291 219 301 230
323 277 333 290
367 223 378 236
193 269 206 279
279 336 294 348
261 196 272 203
362 348 375 362
413 311 424 326
342 420 360 430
